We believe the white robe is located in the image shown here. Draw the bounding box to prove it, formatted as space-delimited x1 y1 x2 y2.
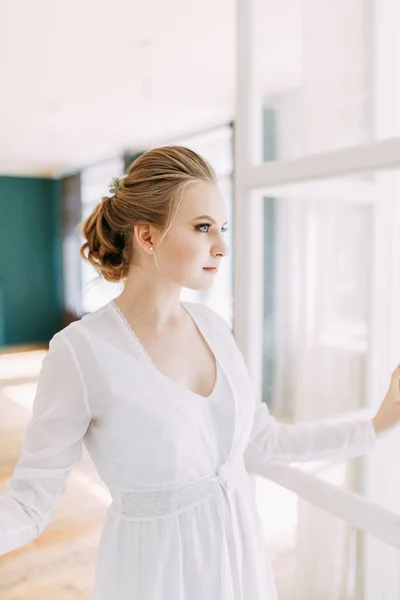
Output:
0 300 377 599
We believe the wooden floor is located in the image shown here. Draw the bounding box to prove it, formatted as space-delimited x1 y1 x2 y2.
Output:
0 347 109 599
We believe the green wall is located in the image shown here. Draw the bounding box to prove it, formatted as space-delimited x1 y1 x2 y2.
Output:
0 176 63 346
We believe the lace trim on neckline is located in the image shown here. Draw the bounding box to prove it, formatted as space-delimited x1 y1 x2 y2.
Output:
109 299 219 400
110 299 153 366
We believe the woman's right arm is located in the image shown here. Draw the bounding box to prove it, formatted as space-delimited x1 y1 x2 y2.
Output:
0 332 91 555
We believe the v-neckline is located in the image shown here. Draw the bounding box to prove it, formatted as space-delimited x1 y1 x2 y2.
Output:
162 358 221 401
107 297 240 477
108 298 219 400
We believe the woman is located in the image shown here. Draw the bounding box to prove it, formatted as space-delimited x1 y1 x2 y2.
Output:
0 146 399 599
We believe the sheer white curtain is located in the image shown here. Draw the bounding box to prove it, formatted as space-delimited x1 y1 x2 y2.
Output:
259 0 375 596
265 193 372 599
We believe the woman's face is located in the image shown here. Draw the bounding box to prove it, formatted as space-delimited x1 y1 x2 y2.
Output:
153 180 230 290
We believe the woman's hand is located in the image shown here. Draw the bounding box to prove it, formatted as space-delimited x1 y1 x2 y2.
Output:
373 365 400 435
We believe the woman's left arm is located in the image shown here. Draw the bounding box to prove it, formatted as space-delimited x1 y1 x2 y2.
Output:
198 303 400 465
244 365 400 468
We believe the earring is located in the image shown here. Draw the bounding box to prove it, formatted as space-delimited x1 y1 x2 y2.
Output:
149 247 153 252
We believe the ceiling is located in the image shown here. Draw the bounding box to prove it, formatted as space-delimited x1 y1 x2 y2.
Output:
1 0 300 178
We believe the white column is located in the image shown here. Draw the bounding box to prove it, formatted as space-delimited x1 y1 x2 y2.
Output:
234 0 264 400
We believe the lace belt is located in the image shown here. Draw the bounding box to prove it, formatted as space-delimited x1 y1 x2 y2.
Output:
110 458 250 521
109 458 249 600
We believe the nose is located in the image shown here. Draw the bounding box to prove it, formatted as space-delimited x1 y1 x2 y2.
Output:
212 237 230 259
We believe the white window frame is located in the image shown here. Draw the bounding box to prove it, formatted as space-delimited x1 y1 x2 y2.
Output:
234 0 400 595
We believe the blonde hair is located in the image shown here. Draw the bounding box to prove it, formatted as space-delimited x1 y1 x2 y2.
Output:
79 145 217 283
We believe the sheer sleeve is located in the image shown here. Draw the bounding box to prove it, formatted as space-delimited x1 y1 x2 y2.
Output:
244 394 377 470
193 302 378 469
0 332 91 555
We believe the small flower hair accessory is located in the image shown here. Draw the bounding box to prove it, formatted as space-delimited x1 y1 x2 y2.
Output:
108 175 127 194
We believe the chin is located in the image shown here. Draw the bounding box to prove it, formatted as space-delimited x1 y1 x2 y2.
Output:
184 277 214 291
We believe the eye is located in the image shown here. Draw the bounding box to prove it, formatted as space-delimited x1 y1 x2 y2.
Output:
195 223 212 233
195 223 229 234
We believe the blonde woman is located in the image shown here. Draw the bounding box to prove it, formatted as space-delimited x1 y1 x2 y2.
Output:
0 146 399 599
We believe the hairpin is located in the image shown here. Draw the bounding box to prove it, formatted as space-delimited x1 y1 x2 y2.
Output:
108 175 127 194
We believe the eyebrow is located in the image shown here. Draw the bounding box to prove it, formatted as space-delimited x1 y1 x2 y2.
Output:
193 215 228 226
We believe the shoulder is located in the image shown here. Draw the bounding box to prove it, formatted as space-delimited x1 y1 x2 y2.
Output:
182 300 233 336
186 301 248 370
49 302 112 349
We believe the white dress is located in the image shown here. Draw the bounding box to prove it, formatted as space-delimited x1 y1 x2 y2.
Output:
0 300 377 599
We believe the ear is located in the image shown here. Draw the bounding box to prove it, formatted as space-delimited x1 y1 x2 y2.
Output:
133 223 158 253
